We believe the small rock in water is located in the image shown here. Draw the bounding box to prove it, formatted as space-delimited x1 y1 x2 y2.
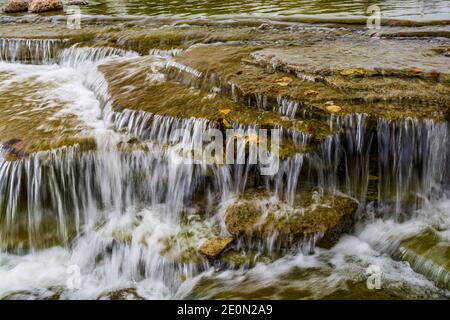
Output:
1 139 28 159
2 0 29 13
66 0 89 5
199 236 234 259
224 191 358 250
304 89 319 97
29 0 63 13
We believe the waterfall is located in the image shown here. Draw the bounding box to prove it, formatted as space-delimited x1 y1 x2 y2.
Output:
0 39 64 64
377 118 450 217
276 96 300 118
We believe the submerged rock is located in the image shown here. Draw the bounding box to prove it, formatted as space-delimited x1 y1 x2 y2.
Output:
2 0 29 13
199 236 234 259
394 229 450 289
29 0 63 13
224 190 358 250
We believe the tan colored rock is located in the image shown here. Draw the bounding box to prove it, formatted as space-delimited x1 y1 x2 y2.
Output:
29 0 63 13
3 0 29 13
199 236 234 259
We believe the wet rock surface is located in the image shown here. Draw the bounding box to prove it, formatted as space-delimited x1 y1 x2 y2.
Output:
29 0 63 13
3 0 29 13
1 139 28 159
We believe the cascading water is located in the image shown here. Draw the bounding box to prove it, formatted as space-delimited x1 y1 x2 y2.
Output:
0 39 64 64
0 33 449 299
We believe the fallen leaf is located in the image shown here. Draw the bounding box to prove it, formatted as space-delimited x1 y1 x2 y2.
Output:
408 67 423 74
340 68 367 76
326 105 342 113
304 89 319 97
219 109 232 115
274 76 293 87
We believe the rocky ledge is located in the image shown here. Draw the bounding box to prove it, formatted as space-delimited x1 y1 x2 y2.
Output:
224 190 359 250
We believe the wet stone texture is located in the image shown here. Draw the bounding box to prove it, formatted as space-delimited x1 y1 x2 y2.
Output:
224 190 358 250
199 236 234 259
0 17 449 298
395 229 450 289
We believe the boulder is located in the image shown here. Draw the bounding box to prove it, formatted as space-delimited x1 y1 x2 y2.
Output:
2 0 29 13
1 139 28 159
199 236 234 259
29 0 63 13
224 190 358 249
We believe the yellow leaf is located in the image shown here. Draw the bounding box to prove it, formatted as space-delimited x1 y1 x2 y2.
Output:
304 89 319 97
326 105 342 113
222 119 231 128
340 68 367 76
274 76 293 87
368 175 379 181
219 109 232 115
246 134 260 144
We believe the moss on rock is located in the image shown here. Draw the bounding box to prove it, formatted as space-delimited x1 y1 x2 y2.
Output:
224 190 358 249
394 229 450 289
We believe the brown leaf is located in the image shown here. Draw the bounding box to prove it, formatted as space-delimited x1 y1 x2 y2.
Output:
408 67 423 74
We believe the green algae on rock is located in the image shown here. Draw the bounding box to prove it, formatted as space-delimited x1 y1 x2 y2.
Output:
2 0 29 13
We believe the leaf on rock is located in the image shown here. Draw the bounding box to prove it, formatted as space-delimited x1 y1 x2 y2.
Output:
304 89 319 97
340 68 367 76
222 119 231 128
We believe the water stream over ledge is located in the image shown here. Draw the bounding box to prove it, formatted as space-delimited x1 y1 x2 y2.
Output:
0 2 449 299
